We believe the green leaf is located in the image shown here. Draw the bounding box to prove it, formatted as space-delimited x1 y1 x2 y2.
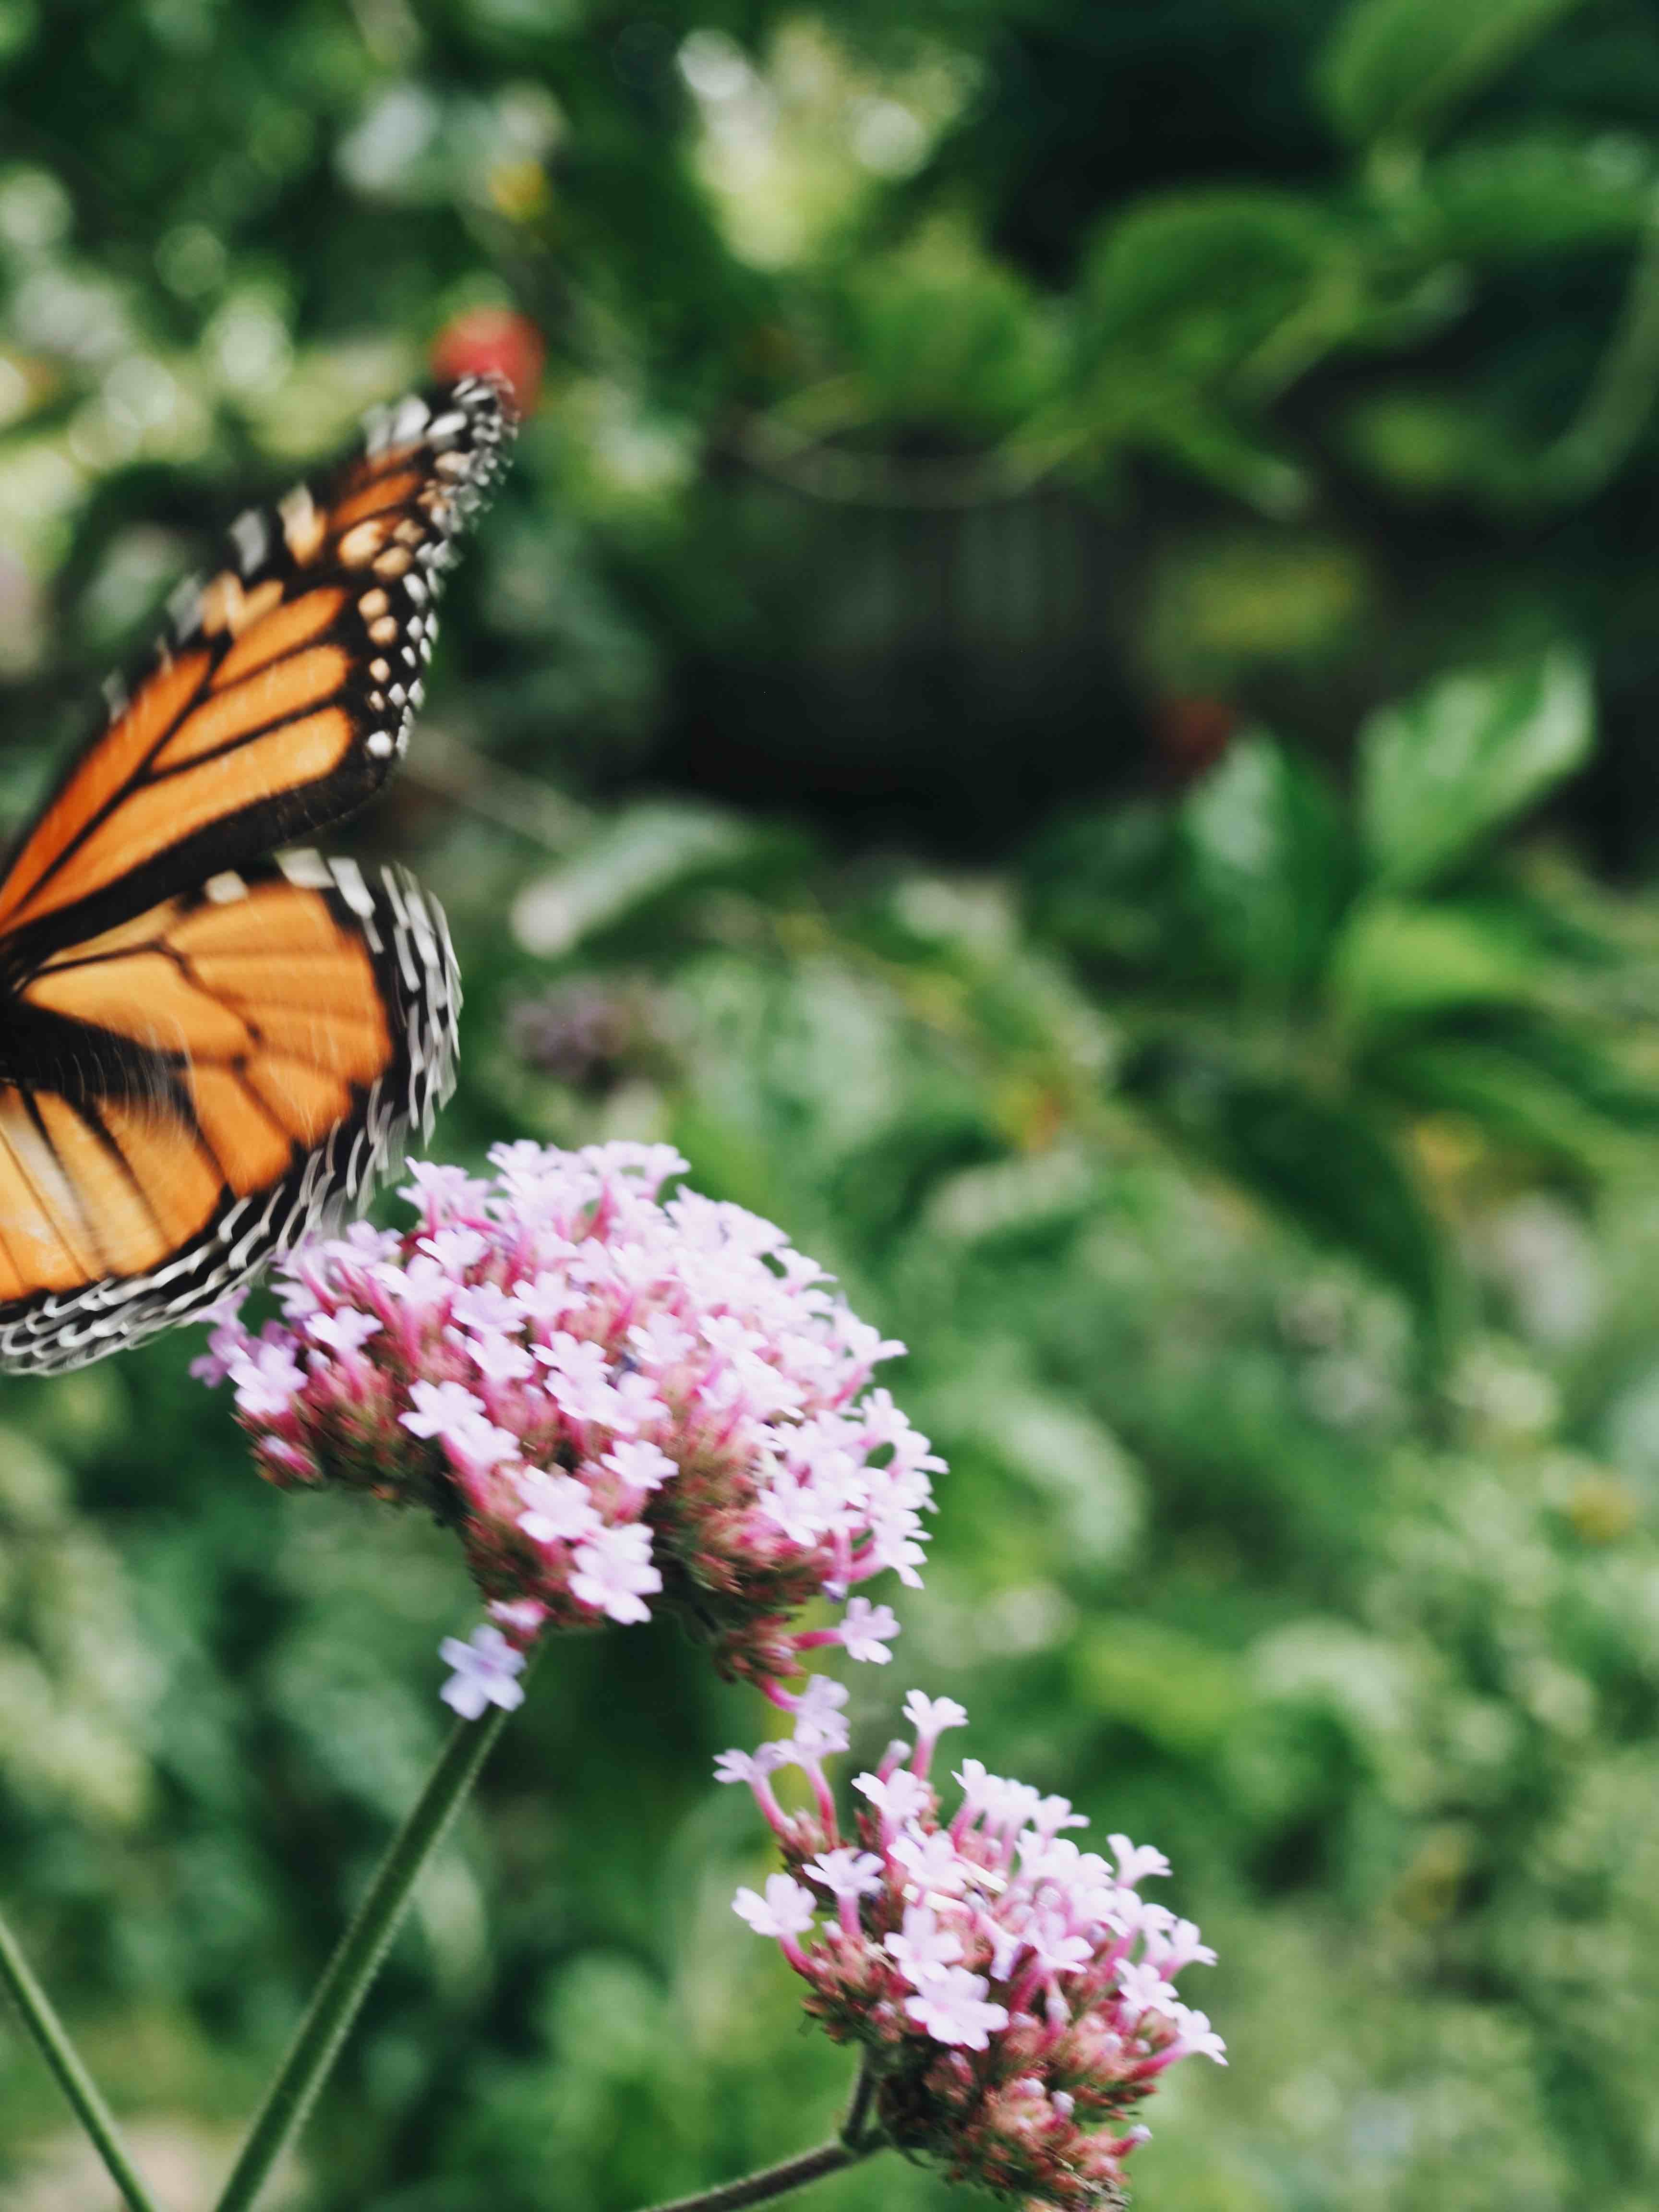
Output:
509 804 750 958
1420 134 1654 262
1330 898 1542 1031
1071 191 1366 503
1183 733 1352 988
1358 650 1594 892
1133 1048 1447 1326
1373 1011 1659 1154
1020 803 1193 978
1077 189 1352 387
921 1147 1100 1247
1215 1081 1447 1324
842 236 1065 436
1315 0 1593 145
1340 389 1549 503
1375 1036 1624 1172
1123 392 1312 516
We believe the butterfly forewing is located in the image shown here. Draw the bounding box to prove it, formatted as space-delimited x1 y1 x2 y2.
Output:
0 375 513 966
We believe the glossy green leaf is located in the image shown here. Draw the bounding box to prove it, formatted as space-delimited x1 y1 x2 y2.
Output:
1078 189 1352 385
1358 649 1594 891
1330 897 1542 1030
1315 0 1593 144
1183 733 1352 988
509 804 751 958
1419 133 1654 260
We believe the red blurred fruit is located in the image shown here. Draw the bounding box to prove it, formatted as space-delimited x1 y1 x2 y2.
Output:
432 308 545 415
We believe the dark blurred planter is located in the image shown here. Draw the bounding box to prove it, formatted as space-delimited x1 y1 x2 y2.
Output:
656 467 1152 855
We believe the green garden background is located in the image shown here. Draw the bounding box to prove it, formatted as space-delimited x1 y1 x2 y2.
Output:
8 0 1659 2205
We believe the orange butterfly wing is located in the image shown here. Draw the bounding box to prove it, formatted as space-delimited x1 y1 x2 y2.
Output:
0 856 459 1368
0 856 458 1369
0 377 512 964
0 377 514 1370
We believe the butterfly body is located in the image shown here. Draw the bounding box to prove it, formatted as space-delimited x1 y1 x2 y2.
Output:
0 375 514 1371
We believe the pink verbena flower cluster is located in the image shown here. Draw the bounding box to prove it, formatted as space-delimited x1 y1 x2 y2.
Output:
193 1141 935 1690
722 1688 1223 2212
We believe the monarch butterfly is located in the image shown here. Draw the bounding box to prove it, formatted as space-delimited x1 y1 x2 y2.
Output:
0 373 517 1372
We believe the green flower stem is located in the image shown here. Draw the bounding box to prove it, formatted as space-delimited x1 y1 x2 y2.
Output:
635 2138 881 2212
636 2056 887 2212
0 1905 165 2212
214 1693 522 2212
839 2050 877 2149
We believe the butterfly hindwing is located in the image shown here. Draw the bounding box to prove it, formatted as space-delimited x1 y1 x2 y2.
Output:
0 375 514 971
0 854 459 1373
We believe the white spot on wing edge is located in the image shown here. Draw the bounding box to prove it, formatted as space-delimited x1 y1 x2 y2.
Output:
328 856 375 918
391 394 431 446
229 509 269 575
168 574 204 638
276 847 333 889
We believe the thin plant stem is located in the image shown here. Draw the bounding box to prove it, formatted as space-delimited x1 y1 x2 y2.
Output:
839 2049 878 2150
633 2138 878 2212
0 1907 165 2212
633 2054 889 2212
1537 183 1659 500
213 1694 521 2212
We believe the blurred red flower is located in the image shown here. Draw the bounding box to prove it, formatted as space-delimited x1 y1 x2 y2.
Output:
432 307 545 415
1153 693 1238 784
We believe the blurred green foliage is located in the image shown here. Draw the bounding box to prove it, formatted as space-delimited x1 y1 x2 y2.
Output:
11 2 1659 2210
1027 647 1659 1354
